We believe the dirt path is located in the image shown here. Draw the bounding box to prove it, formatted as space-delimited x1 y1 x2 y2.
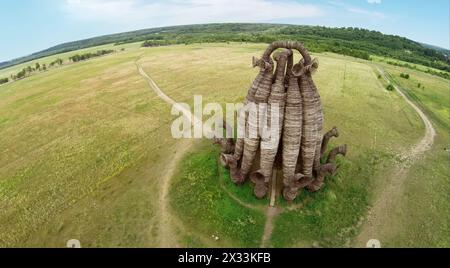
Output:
260 169 280 247
261 206 281 247
136 61 202 247
137 63 202 128
156 140 193 247
354 67 436 247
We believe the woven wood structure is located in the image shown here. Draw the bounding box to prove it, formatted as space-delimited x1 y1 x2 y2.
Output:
217 41 347 201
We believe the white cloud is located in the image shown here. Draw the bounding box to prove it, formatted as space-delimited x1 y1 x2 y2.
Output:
367 0 382 4
347 7 386 20
63 0 325 28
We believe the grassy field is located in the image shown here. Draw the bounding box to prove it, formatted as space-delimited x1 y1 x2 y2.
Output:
371 55 450 76
0 42 447 247
0 43 139 80
0 42 174 247
366 63 450 247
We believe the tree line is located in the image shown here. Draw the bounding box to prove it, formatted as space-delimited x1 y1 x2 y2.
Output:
5 49 115 83
127 24 449 73
142 40 171 47
386 60 450 80
69 50 115 62
9 59 61 81
3 24 448 73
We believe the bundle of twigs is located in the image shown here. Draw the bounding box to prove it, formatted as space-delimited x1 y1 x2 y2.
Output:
217 41 347 201
250 49 291 198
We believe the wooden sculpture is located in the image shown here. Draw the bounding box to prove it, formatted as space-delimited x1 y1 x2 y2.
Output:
217 41 347 201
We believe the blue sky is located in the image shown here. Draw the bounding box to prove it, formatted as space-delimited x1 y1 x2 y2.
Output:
1 0 449 62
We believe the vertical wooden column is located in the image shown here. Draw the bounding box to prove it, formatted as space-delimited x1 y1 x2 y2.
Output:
269 168 278 207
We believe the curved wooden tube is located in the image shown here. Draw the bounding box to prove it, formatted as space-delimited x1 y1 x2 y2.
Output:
233 57 273 162
292 57 322 175
282 53 304 201
213 138 235 154
213 119 235 154
250 172 269 199
283 174 314 201
220 153 244 185
284 51 294 86
253 60 275 104
321 127 339 156
248 57 273 103
327 145 348 163
307 163 337 192
309 75 324 172
262 41 312 66
297 70 318 178
291 58 319 77
250 49 290 196
238 57 274 181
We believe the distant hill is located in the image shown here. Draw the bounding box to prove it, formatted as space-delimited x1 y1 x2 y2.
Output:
420 42 450 56
1 23 449 72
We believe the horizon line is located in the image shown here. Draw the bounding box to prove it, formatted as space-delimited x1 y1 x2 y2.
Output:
1 22 448 65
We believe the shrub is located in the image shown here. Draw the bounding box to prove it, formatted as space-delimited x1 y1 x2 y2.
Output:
400 73 410 79
16 69 26 79
0 78 8 84
386 84 395 91
50 58 63 67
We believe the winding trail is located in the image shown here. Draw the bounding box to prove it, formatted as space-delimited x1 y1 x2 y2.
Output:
137 63 203 129
354 66 436 247
156 139 192 247
136 61 202 247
